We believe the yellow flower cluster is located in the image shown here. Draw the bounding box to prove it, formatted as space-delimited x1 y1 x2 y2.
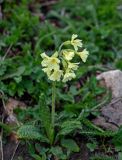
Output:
41 34 89 82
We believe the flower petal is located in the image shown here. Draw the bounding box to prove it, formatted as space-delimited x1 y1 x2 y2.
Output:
41 52 49 59
77 49 89 62
62 71 76 82
62 50 75 61
72 34 78 40
49 69 63 81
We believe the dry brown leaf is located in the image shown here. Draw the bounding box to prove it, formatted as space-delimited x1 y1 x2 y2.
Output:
5 98 26 115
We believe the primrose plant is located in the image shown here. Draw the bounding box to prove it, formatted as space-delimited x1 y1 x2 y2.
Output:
41 34 89 136
16 34 89 159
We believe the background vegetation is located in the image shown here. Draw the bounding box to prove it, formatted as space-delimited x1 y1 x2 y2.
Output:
0 0 122 160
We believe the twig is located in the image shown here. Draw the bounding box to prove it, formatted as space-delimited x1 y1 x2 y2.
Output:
10 141 20 160
109 97 122 105
40 0 57 7
91 91 110 112
2 43 13 61
78 90 110 120
0 91 20 160
0 115 4 160
0 90 5 160
0 5 3 20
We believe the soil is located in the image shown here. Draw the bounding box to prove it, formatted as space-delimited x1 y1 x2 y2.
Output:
3 138 90 160
70 138 90 160
3 141 32 160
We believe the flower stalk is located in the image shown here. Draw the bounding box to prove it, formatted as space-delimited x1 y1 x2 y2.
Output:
51 81 56 129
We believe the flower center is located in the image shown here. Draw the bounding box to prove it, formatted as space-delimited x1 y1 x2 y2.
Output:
51 58 57 64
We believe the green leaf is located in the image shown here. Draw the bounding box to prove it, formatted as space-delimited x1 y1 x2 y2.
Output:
35 144 48 159
59 120 82 136
14 76 22 83
118 152 122 160
50 146 66 160
39 94 54 144
0 122 13 133
31 154 42 160
61 138 80 152
69 85 79 96
57 90 74 103
87 142 97 152
112 126 122 147
0 64 6 76
17 125 49 142
1 66 25 80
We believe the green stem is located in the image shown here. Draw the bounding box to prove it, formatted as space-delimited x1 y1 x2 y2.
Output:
58 41 70 53
58 43 64 54
51 82 56 128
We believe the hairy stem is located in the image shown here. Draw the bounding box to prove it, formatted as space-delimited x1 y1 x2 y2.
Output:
58 41 69 53
58 43 64 53
51 82 56 129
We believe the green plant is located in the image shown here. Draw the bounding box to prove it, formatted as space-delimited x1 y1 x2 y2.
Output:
16 34 88 159
90 155 115 160
0 0 122 159
87 142 97 152
112 126 122 154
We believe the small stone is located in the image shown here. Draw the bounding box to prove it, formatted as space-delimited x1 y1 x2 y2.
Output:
101 98 122 127
97 70 122 98
93 70 122 131
93 97 122 131
92 116 118 131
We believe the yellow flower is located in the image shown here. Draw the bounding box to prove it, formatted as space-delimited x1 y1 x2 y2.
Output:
67 62 79 71
42 68 51 77
41 52 49 59
49 69 63 81
77 49 89 62
62 71 76 82
71 34 82 51
41 52 60 70
41 35 89 83
62 50 74 61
